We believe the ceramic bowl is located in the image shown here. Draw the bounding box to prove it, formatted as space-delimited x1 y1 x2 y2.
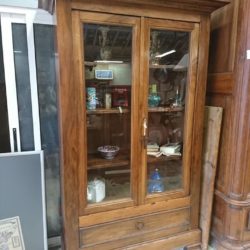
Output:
97 145 120 160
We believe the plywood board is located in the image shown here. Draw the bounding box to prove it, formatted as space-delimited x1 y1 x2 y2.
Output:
200 106 223 250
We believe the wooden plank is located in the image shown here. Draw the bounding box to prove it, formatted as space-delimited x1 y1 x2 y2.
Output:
200 106 223 250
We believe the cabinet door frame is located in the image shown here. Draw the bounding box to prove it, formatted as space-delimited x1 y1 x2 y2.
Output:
139 18 200 204
72 11 141 215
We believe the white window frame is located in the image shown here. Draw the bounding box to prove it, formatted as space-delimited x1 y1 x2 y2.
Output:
0 6 55 152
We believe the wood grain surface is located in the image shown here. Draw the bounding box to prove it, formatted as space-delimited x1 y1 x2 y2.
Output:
200 106 223 250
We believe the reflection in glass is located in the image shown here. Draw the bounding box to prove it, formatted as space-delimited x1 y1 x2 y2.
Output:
83 24 133 204
34 24 62 244
147 29 190 195
0 24 10 153
12 23 34 151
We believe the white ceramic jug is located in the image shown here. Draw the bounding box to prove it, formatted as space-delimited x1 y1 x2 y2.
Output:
87 179 105 203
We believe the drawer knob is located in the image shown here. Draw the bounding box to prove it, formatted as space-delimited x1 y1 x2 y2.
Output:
135 221 144 230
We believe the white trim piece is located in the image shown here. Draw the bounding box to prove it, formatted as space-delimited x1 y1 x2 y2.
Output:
40 150 48 250
247 50 250 60
26 12 41 150
1 13 21 152
0 6 55 25
0 6 37 15
0 150 41 157
0 0 38 9
8 13 25 23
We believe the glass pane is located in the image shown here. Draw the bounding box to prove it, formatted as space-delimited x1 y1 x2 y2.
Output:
0 24 10 153
34 24 62 247
83 23 132 204
147 29 189 195
12 23 34 151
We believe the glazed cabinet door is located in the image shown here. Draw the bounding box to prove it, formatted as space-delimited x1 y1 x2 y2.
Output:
72 11 141 215
72 10 200 215
139 18 199 203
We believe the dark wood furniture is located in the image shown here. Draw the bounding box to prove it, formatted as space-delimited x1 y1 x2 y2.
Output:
55 0 229 249
207 0 250 248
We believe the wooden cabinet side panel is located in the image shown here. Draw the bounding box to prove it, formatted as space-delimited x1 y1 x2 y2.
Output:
189 15 210 229
56 0 80 249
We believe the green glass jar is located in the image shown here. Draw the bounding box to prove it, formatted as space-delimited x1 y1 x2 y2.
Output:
148 84 161 107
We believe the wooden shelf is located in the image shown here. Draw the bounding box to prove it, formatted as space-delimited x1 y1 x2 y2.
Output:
88 153 130 170
149 64 176 69
85 61 130 66
87 152 181 170
87 107 183 114
148 106 184 112
85 61 97 67
147 154 182 164
87 108 130 114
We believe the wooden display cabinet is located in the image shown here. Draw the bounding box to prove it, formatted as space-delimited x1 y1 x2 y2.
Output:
56 0 229 249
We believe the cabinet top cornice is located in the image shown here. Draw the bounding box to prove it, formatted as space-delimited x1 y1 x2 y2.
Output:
72 0 230 14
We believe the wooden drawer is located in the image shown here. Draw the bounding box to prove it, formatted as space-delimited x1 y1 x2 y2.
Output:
79 208 190 248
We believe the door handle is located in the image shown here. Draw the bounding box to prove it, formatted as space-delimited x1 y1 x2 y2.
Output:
13 128 18 152
142 118 148 148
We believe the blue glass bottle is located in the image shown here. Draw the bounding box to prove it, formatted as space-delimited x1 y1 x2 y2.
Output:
148 168 164 193
148 84 161 107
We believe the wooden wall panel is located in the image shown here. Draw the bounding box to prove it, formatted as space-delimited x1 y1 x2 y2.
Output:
207 73 233 94
207 0 250 248
229 0 250 201
208 0 238 73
